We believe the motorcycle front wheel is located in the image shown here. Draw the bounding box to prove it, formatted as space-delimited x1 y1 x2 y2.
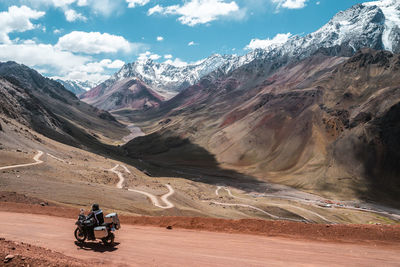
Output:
102 233 115 246
74 227 87 243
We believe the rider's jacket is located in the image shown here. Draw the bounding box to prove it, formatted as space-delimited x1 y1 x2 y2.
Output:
87 209 104 226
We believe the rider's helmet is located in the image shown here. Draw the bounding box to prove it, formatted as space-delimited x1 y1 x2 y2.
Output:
92 203 100 211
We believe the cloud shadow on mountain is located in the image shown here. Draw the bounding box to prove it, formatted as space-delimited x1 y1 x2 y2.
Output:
118 132 270 193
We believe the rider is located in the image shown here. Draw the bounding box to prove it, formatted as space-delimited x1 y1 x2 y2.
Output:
85 203 104 240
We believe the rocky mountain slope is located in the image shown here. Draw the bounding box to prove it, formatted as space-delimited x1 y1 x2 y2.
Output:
123 49 400 205
0 61 128 148
82 77 165 111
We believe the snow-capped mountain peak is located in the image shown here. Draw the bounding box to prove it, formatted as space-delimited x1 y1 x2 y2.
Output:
108 53 254 99
56 79 98 96
82 0 400 107
364 0 400 52
242 0 400 65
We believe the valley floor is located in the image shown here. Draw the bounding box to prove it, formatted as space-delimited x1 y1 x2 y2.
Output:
0 115 400 225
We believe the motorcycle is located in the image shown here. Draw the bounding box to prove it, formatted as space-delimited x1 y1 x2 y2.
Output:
74 210 121 246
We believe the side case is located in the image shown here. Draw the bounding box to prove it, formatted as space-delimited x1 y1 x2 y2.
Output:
105 213 121 229
94 226 107 239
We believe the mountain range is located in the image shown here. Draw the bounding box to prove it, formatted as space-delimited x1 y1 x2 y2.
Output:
81 0 400 111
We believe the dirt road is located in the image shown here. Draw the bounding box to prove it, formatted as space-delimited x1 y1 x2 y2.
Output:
110 163 176 209
0 150 43 170
110 164 126 189
216 186 332 223
128 185 175 209
0 212 399 266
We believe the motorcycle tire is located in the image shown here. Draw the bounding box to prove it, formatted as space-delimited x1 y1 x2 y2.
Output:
74 227 87 243
102 233 115 246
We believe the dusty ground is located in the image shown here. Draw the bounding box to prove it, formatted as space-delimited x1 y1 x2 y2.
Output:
0 202 399 244
0 211 399 267
0 238 94 266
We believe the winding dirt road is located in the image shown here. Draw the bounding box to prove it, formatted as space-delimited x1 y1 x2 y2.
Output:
217 186 332 223
128 185 175 209
0 212 399 266
110 164 126 189
212 186 308 222
110 164 175 209
0 150 43 171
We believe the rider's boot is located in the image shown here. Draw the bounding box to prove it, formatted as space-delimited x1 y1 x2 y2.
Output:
88 230 96 240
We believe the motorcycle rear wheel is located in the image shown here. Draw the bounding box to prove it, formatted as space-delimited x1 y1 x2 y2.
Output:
102 233 115 246
74 227 87 243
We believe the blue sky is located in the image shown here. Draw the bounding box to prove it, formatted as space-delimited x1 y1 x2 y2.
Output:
0 0 370 83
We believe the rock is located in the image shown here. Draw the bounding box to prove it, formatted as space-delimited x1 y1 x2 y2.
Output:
16 149 22 152
166 226 173 230
0 122 2 131
40 202 47 206
4 254 14 263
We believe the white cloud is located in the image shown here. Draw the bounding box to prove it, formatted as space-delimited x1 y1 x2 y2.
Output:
64 9 87 22
56 31 134 54
126 0 150 8
0 36 126 83
17 1 88 22
0 5 45 44
147 5 163 15
149 54 160 60
272 0 308 9
53 29 62 34
0 42 89 73
51 0 76 7
54 71 109 83
164 58 188 67
52 58 125 82
77 0 88 6
148 0 241 26
107 59 125 68
75 59 124 72
87 0 125 16
245 32 292 50
21 0 123 17
138 51 161 61
188 41 198 46
316 1 320 5
164 54 173 59
156 36 164 41
20 0 76 9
